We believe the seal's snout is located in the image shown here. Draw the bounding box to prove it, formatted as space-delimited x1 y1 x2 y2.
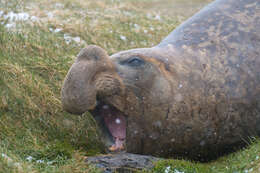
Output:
61 45 112 114
76 45 109 62
61 45 124 115
62 45 128 152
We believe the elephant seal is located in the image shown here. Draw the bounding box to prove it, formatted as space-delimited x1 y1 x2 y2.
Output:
61 0 260 161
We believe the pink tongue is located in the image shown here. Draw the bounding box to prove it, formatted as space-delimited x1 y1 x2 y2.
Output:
103 114 126 139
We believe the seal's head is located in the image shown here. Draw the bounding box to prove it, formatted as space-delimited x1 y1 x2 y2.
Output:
61 45 172 154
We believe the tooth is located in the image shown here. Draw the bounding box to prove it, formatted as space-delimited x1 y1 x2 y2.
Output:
103 105 109 109
115 118 121 124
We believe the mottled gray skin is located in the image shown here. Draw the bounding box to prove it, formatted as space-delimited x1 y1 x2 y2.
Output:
62 0 260 161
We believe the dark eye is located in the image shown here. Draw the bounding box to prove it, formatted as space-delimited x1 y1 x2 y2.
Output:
122 57 145 67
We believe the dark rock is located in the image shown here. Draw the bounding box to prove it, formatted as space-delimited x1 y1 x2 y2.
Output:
86 153 162 173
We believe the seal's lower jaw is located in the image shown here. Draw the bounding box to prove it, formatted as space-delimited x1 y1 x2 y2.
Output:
90 102 127 153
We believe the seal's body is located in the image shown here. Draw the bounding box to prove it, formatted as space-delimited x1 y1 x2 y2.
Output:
62 0 260 160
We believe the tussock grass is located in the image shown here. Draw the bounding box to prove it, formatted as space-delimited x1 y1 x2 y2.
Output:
0 0 259 172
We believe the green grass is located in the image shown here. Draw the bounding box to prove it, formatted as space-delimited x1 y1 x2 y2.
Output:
150 139 260 173
0 0 259 172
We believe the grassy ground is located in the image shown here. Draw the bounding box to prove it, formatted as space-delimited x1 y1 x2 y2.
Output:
0 0 259 172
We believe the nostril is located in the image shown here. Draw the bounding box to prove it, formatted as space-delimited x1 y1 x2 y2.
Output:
76 45 109 62
95 74 122 98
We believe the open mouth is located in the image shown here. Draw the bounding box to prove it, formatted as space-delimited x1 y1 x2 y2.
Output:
90 101 127 152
